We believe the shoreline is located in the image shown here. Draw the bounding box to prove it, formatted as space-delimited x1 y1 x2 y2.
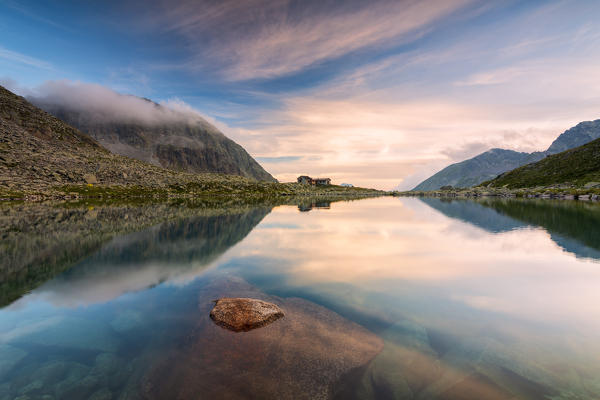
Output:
394 187 600 201
0 182 387 203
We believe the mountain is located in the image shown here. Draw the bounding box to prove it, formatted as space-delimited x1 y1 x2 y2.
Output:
0 84 285 198
31 95 276 182
484 137 600 188
546 119 600 153
412 119 600 191
412 149 545 191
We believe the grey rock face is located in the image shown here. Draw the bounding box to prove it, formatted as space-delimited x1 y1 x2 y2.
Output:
209 298 284 332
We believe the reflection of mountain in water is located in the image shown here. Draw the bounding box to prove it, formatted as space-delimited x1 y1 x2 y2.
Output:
0 203 270 307
421 197 600 260
419 198 527 233
36 208 271 306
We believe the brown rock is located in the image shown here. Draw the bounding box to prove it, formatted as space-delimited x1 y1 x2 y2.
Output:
209 297 284 332
83 174 98 184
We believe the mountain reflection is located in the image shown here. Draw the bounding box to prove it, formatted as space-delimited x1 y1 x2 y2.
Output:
0 203 270 307
420 197 600 260
35 208 271 306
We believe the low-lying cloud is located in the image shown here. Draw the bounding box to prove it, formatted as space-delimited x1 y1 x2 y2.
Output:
28 80 213 127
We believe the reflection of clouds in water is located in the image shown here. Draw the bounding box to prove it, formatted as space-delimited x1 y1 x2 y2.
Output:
32 261 215 307
225 197 600 332
214 198 600 398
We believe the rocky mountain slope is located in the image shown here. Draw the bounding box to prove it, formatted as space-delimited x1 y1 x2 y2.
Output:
31 94 275 182
412 119 600 191
0 85 253 194
483 137 600 189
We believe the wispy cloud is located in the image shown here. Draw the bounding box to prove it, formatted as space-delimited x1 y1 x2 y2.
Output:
0 47 52 70
5 0 600 191
146 0 474 81
1 0 69 31
256 156 303 164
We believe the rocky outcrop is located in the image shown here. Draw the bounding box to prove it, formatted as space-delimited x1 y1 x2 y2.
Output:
210 298 284 332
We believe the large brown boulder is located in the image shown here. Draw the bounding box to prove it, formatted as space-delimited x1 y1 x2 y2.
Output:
209 298 284 332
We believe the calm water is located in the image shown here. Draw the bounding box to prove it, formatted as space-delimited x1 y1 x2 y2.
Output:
1 197 600 399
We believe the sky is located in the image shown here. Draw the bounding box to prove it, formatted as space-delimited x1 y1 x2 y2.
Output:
1 0 600 190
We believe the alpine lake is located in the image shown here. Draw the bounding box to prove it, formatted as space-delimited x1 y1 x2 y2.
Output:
1 196 600 400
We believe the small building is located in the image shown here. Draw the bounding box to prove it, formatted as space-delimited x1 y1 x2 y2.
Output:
340 183 353 187
313 178 331 186
297 175 312 185
297 176 331 186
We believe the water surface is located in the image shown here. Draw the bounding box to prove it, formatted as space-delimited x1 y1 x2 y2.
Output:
1 197 600 399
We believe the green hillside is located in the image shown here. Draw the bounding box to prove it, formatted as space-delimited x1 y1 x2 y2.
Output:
484 138 600 188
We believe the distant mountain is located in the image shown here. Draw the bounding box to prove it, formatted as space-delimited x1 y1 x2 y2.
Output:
412 119 600 191
412 149 545 191
31 95 276 182
484 137 600 188
546 119 600 153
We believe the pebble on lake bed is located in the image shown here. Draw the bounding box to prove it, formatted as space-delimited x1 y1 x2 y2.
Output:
209 298 284 332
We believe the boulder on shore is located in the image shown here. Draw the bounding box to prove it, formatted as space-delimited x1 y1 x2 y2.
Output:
210 297 284 332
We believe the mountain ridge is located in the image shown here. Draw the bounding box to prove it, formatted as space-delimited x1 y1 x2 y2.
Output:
483 136 600 189
412 119 600 191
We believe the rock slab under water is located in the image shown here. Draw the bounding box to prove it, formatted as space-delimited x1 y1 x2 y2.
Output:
210 297 284 332
142 278 383 399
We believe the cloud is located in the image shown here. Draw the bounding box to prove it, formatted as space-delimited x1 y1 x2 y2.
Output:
0 46 52 70
27 80 218 128
255 156 303 164
454 67 527 86
6 2 600 191
146 0 474 81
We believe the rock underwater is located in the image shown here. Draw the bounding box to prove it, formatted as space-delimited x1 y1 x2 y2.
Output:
141 277 384 400
210 297 284 332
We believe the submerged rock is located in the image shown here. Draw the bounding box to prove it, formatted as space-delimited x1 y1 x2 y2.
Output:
142 278 383 399
209 297 284 332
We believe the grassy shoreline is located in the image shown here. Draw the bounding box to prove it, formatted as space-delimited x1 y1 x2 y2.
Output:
0 180 386 202
394 186 600 201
